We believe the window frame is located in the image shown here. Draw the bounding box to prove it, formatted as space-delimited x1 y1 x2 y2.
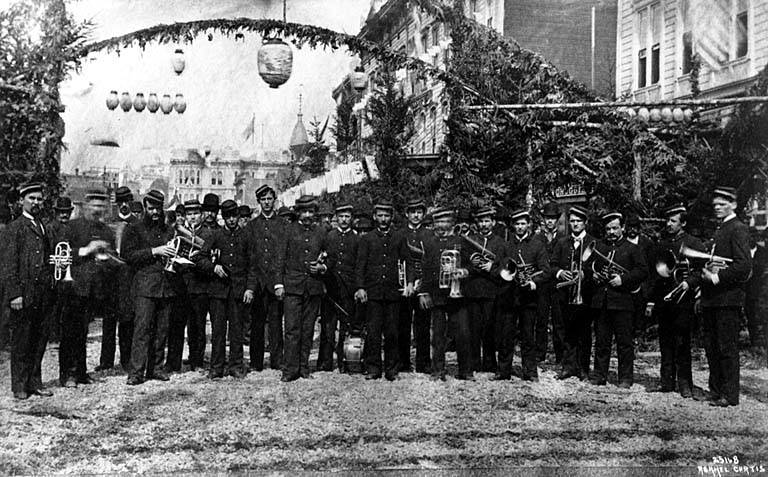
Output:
634 2 662 90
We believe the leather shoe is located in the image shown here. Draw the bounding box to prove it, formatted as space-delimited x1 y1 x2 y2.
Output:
385 372 397 381
556 370 578 380
649 385 675 393
208 371 224 380
230 369 246 379
149 371 170 381
523 375 540 383
618 381 633 389
456 374 475 381
64 378 78 388
78 375 95 385
430 374 447 382
31 388 53 397
589 377 607 386
490 374 511 381
280 374 299 382
679 386 693 398
126 376 143 386
709 397 735 408
94 364 112 372
13 391 29 400
693 389 717 402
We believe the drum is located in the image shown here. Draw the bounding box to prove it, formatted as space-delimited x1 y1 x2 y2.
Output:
343 335 364 372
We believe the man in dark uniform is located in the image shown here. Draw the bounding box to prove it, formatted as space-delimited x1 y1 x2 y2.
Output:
238 205 252 229
651 203 705 397
97 186 135 371
698 186 752 406
317 202 359 372
59 190 120 387
626 214 656 342
496 209 550 382
244 185 285 371
537 201 563 363
278 206 297 223
745 228 768 362
396 196 430 373
165 202 189 373
196 200 257 379
122 190 183 385
464 206 508 373
552 206 595 381
317 203 334 231
418 207 471 381
4 182 55 399
456 209 472 237
588 211 648 388
202 193 220 230
47 196 74 344
355 199 412 381
279 195 327 381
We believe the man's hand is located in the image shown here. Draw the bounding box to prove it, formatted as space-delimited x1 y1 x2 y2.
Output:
82 239 109 256
701 268 717 284
354 288 368 304
309 262 327 275
214 265 228 278
403 283 415 298
694 298 702 315
10 296 22 311
645 302 655 318
608 274 622 288
419 293 433 310
454 268 469 279
560 270 575 282
243 289 254 304
479 261 492 273
152 244 176 258
527 280 537 291
275 285 285 300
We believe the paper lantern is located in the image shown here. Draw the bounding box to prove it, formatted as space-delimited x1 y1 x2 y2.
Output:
660 107 673 123
133 93 147 112
172 49 185 75
672 107 685 122
174 94 186 114
106 90 119 110
147 93 159 113
119 92 132 112
649 108 662 122
683 108 694 122
258 38 293 89
350 66 368 92
160 94 173 114
624 107 636 119
636 107 650 122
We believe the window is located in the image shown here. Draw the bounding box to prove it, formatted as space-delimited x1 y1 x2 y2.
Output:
177 170 182 184
735 0 748 58
211 173 216 185
217 171 223 185
432 24 440 46
421 29 429 53
469 0 477 12
635 3 661 88
196 170 200 185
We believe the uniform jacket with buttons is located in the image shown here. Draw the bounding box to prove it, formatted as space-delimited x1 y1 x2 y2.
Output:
355 227 411 301
3 215 54 306
507 233 551 307
244 212 285 293
280 221 328 296
398 224 430 281
122 218 183 298
325 227 359 287
587 236 648 311
550 232 597 304
464 232 509 299
195 225 257 299
420 232 471 306
700 216 752 308
63 217 118 298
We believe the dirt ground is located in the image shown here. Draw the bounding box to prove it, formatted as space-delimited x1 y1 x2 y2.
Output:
0 319 767 474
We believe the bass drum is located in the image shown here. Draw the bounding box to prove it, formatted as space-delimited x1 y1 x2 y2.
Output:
343 335 365 373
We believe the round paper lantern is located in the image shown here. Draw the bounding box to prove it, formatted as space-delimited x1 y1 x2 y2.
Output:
672 107 685 122
636 107 650 122
624 107 636 119
257 38 293 89
350 66 368 92
147 93 159 113
649 108 662 122
174 94 186 114
660 107 673 123
172 49 185 75
160 94 173 114
106 90 119 110
133 93 147 112
120 92 132 112
683 108 694 122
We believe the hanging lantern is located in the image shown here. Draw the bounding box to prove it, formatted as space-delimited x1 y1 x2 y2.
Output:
649 108 662 122
160 94 173 114
172 49 185 75
683 108 694 122
636 107 650 122
120 92 132 112
174 94 186 114
350 66 368 92
624 107 637 119
133 93 147 112
147 93 159 113
672 107 685 122
106 90 119 110
257 38 293 89
660 107 673 123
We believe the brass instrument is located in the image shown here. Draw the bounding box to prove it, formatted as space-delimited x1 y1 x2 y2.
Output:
406 240 425 291
500 259 517 282
343 335 365 372
49 241 74 282
514 251 543 287
555 238 586 305
464 235 497 266
680 245 733 273
439 249 465 298
163 224 205 273
656 248 692 303
583 241 641 293
398 259 408 296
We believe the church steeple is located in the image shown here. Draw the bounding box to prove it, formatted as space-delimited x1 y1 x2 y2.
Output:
289 93 309 159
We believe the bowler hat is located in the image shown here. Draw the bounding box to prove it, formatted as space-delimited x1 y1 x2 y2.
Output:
239 205 252 218
202 193 220 212
54 197 74 211
542 202 560 218
115 186 133 203
220 199 239 217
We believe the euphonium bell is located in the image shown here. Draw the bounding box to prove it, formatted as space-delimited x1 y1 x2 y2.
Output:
499 259 517 282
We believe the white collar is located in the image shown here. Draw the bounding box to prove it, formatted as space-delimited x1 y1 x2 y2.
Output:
627 236 639 245
261 211 276 219
722 213 737 224
22 211 36 222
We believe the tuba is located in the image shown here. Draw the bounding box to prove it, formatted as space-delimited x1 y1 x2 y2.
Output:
439 249 465 298
49 241 73 282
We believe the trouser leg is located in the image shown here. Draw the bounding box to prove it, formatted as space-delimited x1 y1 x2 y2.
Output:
496 308 515 378
468 299 482 371
450 300 472 377
227 293 244 373
593 307 612 382
430 307 447 377
397 297 412 371
249 291 266 370
209 298 227 374
267 293 284 369
317 297 336 371
657 304 677 388
187 293 209 368
382 300 400 377
282 294 302 378
614 309 635 384
299 295 320 376
519 306 539 378
100 300 118 368
705 307 740 405
412 300 431 372
366 300 384 377
535 283 552 361
118 319 133 370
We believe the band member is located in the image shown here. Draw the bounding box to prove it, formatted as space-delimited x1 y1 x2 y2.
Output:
130 200 144 220
456 209 472 237
47 197 74 344
4 182 55 399
355 198 412 381
202 193 221 230
537 201 563 363
396 196 430 373
122 190 184 385
651 203 705 397
587 211 648 388
97 186 135 371
698 187 752 406
238 205 252 229
318 202 360 372
278 206 297 223
464 206 507 373
279 195 327 382
59 190 119 387
317 203 334 231
244 185 285 371
496 209 550 382
165 202 190 373
553 206 595 381
745 228 767 361
625 215 656 341
196 200 256 379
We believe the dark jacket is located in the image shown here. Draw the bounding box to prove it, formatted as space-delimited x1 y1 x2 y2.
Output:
63 217 119 298
653 231 705 305
587 236 648 311
747 244 768 302
114 215 138 321
355 227 410 301
420 233 471 306
398 224 430 281
280 221 328 296
244 212 285 293
464 232 509 299
196 225 257 299
325 227 359 288
3 215 54 306
550 232 597 304
182 225 214 295
508 233 550 307
700 216 752 308
122 218 183 298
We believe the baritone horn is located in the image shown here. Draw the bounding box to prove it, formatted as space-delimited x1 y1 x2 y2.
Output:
163 225 205 273
49 241 73 282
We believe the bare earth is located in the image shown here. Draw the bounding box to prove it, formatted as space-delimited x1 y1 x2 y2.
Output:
0 319 767 474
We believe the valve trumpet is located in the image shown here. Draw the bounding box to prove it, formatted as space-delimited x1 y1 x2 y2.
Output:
555 238 587 305
49 241 73 282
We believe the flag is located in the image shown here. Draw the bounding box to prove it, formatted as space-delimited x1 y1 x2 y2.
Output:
242 114 255 141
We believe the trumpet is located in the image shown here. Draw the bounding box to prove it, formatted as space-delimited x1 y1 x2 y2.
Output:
439 249 466 298
398 259 408 296
49 241 73 282
555 238 586 305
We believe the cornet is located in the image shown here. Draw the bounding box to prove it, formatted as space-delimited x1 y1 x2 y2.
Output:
583 241 641 294
513 252 543 287
464 235 497 267
555 238 586 305
49 241 73 282
398 259 408 296
439 249 465 298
